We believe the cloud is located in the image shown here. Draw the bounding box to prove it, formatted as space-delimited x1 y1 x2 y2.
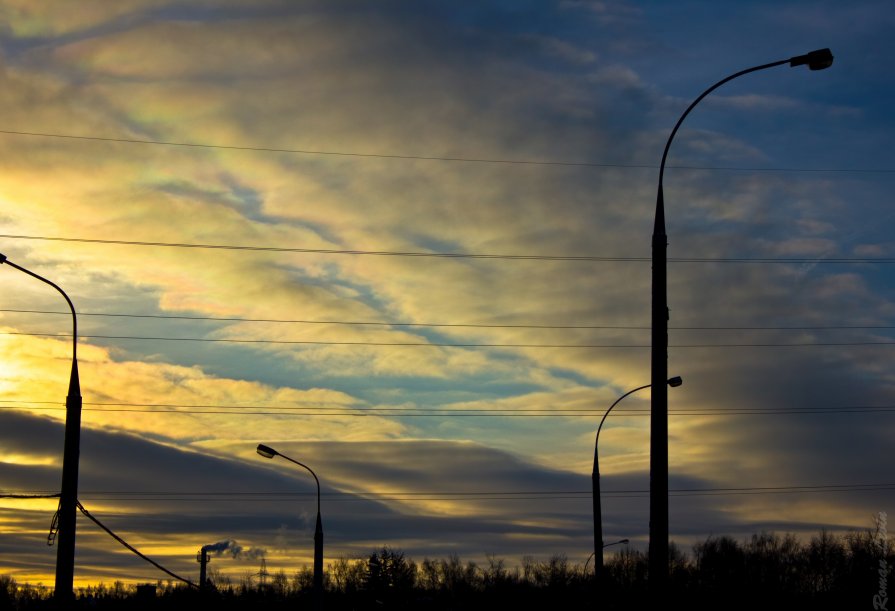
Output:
559 0 643 25
0 410 644 581
518 34 598 65
708 93 802 113
0 330 408 444
0 0 171 37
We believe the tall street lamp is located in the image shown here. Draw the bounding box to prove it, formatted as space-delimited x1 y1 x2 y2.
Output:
0 253 82 602
649 49 834 591
257 443 323 610
593 377 682 583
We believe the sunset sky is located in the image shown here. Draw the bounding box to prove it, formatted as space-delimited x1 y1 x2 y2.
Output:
1 0 893 588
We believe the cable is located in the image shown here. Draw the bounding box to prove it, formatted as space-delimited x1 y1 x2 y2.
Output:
61 482 895 502
2 308 628 330
0 492 59 499
8 484 893 506
5 330 895 349
3 234 895 263
10 399 894 412
2 129 893 173
0 233 615 260
4 401 895 418
76 501 197 588
5 308 894 332
2 330 633 348
48 502 59 546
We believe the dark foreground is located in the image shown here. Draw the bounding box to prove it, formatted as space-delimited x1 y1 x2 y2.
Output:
2 530 891 610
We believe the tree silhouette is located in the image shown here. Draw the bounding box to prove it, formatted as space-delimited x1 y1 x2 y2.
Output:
805 529 847 594
2 526 892 610
365 546 417 606
693 535 746 590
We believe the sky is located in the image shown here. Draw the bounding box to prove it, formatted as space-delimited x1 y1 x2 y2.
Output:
1 0 893 589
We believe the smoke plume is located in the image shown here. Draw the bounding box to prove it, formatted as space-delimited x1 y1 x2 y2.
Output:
202 539 266 560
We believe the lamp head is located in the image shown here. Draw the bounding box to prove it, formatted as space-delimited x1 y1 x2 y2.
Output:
789 48 833 71
667 376 683 388
256 443 278 459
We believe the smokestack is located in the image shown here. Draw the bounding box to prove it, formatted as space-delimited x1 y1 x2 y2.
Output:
198 539 266 591
197 546 210 591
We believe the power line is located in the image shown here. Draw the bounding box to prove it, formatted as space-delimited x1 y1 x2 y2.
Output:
3 400 893 417
0 492 59 499
4 331 895 349
56 482 895 501
7 484 894 505
3 308 622 329
1 330 636 348
0 129 648 168
2 129 892 174
0 233 613 260
77 501 197 587
3 233 895 264
5 308 894 332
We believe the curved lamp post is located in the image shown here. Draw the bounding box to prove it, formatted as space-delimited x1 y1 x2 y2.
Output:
257 444 323 610
649 48 833 591
585 539 629 574
593 377 681 582
1 253 81 602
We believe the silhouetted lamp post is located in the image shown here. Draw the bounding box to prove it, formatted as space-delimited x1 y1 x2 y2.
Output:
593 377 681 582
0 253 82 602
650 49 833 592
585 539 629 575
256 443 323 609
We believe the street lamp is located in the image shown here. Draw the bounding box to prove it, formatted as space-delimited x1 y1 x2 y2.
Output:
649 49 833 591
256 443 323 609
593 377 681 582
0 253 82 602
584 539 629 575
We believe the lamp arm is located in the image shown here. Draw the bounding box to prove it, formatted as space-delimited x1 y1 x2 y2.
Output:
657 58 789 187
596 383 651 448
280 455 321 514
1 255 78 362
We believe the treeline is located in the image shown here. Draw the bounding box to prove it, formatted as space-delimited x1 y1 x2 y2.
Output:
1 528 891 610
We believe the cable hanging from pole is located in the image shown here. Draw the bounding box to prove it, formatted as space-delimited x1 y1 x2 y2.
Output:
76 501 198 588
0 491 64 546
3 233 895 263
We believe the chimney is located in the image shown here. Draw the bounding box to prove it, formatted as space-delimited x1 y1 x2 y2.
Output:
197 546 210 591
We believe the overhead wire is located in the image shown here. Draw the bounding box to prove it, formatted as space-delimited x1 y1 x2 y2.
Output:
3 233 895 263
9 485 893 503
2 128 893 174
3 330 895 349
2 399 893 417
4 308 894 332
0 493 59 499
43 482 895 502
76 501 197 587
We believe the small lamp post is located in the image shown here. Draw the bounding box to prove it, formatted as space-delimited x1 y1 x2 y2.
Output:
257 443 323 610
594 377 682 583
585 538 629 575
